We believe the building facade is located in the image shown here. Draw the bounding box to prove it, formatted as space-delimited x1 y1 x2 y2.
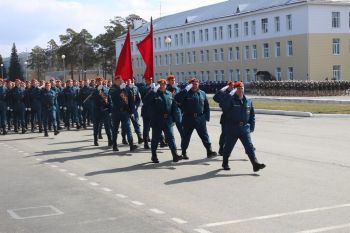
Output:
115 0 350 83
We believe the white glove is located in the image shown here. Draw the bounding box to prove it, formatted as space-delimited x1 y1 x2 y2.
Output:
172 83 178 88
220 85 229 92
63 107 67 110
7 107 10 110
150 83 156 89
10 109 13 112
229 88 237 96
25 108 28 111
97 85 103 91
28 108 31 111
60 106 62 110
129 83 134 88
153 84 160 93
80 106 83 111
185 83 193 92
120 83 126 89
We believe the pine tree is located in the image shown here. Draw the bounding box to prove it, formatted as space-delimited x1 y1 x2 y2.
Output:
0 54 8 79
8 43 23 81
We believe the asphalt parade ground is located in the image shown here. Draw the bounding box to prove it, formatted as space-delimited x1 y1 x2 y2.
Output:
1 112 350 233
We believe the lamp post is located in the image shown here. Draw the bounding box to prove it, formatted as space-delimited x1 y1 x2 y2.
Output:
61 54 66 81
0 64 3 79
165 37 172 75
24 61 28 81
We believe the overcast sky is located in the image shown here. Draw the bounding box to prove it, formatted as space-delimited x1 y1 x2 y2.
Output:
0 0 224 58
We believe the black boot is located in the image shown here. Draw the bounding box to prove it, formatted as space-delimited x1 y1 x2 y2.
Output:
137 134 144 144
151 151 159 163
113 143 119 151
182 150 189 160
98 134 103 139
171 150 183 163
94 136 99 146
76 124 81 130
249 157 266 172
44 130 48 137
122 137 128 145
39 126 43 133
218 146 224 156
54 126 60 136
22 128 26 134
2 127 7 135
222 156 230 170
108 139 113 147
206 146 217 158
129 140 138 151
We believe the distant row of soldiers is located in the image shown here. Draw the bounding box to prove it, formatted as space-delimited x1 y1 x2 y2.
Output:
250 80 350 96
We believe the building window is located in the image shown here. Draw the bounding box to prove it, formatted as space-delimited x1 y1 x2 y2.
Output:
219 26 223 40
200 50 204 63
180 33 183 46
154 38 157 49
214 49 219 62
175 53 179 65
244 45 250 60
234 23 239 37
276 67 282 81
253 68 257 81
220 70 225 81
263 43 269 58
262 18 268 33
236 69 241 81
252 44 257 59
333 38 340 55
244 21 249 36
205 50 210 63
235 47 240 60
333 65 341 80
349 12 350 28
175 34 178 46
274 16 280 32
245 69 251 82
158 37 161 49
275 42 281 57
332 12 340 28
228 47 233 61
215 70 219 81
229 69 234 80
206 71 210 81
199 30 203 42
192 31 196 44
187 52 191 64
251 20 256 35
219 48 223 61
186 32 190 44
227 24 232 38
288 67 294 80
286 14 292 30
287 40 293 56
213 27 217 40
192 51 196 63
180 53 184 65
159 55 162 66
205 29 209 41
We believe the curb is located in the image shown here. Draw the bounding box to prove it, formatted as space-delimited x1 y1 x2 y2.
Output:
210 107 313 117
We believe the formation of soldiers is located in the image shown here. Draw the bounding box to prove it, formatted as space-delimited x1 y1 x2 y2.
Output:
250 80 350 97
0 75 266 172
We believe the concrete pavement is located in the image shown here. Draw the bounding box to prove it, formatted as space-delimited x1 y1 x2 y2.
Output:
1 112 350 233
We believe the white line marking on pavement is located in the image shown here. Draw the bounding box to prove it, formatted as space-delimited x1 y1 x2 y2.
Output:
202 203 350 228
68 173 77 177
171 218 187 224
194 229 213 233
101 187 112 192
149 208 165 214
50 165 58 168
296 223 350 233
59 169 67 172
89 182 99 186
115 194 127 199
43 163 50 165
7 205 64 220
18 150 24 153
78 177 87 181
131 201 144 206
36 158 42 161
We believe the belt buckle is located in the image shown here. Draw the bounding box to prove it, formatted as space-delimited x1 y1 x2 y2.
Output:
239 122 244 126
194 113 198 117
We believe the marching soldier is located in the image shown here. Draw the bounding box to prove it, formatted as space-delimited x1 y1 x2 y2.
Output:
9 79 26 134
144 79 182 163
56 80 64 130
29 79 43 133
79 80 93 129
62 80 80 130
0 79 7 135
90 76 112 146
23 81 31 129
166 75 184 138
109 76 138 152
6 81 13 131
174 77 217 160
139 78 153 149
41 82 60 137
219 81 266 172
213 81 236 156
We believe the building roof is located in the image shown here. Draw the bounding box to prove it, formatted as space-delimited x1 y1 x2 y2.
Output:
128 0 307 37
